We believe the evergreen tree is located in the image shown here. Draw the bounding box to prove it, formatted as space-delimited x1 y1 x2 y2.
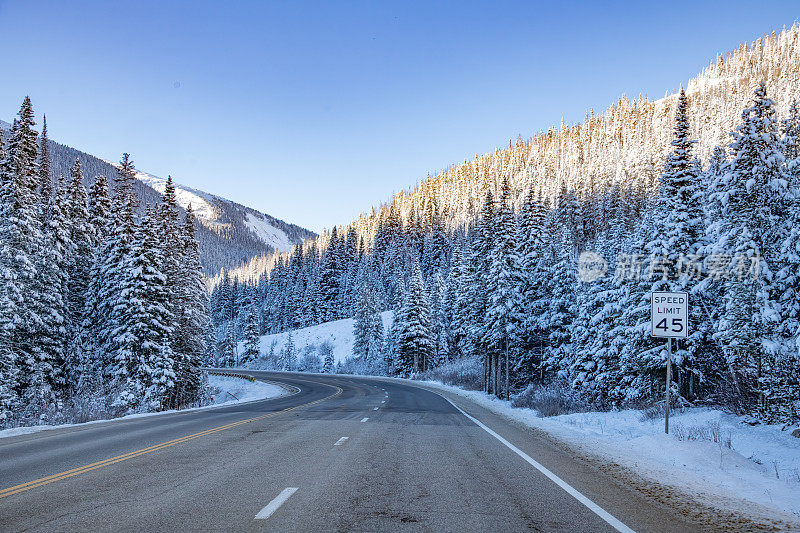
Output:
485 178 521 397
321 343 335 373
352 277 384 373
112 207 176 410
711 82 793 418
0 98 46 410
242 307 260 364
397 261 433 374
38 115 52 201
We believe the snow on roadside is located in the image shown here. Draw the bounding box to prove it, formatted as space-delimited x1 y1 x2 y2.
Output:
419 380 800 522
0 374 289 440
207 375 287 405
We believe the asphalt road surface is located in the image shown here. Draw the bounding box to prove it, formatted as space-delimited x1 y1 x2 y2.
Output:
0 371 754 532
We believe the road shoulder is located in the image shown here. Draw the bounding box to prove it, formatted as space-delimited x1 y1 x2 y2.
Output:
401 379 800 532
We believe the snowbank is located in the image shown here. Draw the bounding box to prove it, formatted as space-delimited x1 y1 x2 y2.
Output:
0 374 289 440
252 311 393 364
420 380 800 522
207 374 288 405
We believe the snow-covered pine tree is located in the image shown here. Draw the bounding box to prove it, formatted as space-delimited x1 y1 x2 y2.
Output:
513 188 550 387
352 274 384 374
170 205 208 406
31 172 71 401
65 160 92 342
321 342 335 373
280 333 295 371
90 155 140 380
485 178 521 398
112 206 176 410
397 261 433 374
318 227 343 321
87 174 111 249
464 191 495 381
711 82 793 419
38 115 52 201
0 128 15 421
537 187 579 381
80 174 112 383
241 307 260 365
429 270 450 367
0 99 47 413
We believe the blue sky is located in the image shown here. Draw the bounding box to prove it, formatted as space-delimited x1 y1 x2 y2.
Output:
0 0 797 233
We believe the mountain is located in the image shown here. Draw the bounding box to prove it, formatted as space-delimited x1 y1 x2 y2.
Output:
0 120 315 274
225 23 800 285
208 21 800 429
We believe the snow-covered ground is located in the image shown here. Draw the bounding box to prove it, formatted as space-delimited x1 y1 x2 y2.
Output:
250 311 393 364
420 380 800 523
207 374 288 405
0 374 288 440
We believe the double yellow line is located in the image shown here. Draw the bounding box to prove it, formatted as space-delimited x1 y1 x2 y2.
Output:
0 384 342 500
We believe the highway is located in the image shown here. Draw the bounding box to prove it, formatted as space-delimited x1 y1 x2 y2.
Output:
0 371 744 532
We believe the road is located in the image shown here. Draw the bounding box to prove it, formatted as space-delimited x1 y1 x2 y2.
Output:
0 371 741 532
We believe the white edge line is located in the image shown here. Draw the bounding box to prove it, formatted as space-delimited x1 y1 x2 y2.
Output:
444 398 635 533
334 436 349 446
255 487 298 520
360 417 369 422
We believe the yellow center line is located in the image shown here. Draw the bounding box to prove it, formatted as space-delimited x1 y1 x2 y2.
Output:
0 384 342 500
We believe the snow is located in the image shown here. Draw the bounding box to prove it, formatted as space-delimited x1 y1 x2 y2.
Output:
207 375 288 405
250 311 393 364
418 380 800 523
132 170 219 224
243 212 293 253
0 374 288 440
125 164 297 252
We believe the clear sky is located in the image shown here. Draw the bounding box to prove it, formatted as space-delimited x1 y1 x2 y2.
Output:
0 0 797 233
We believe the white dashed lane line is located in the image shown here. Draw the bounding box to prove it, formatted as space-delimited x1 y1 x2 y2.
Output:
255 488 298 520
360 417 369 423
334 437 349 446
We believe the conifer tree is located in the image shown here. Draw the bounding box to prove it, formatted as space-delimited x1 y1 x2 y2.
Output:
352 277 384 373
397 261 433 374
242 307 260 365
711 82 793 418
112 207 176 410
172 205 208 405
620 88 708 402
0 98 46 408
38 115 52 201
485 178 520 397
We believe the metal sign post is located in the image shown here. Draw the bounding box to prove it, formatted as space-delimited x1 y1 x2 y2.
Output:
650 291 688 434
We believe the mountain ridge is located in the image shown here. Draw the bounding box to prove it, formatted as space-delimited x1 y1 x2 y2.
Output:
0 119 315 274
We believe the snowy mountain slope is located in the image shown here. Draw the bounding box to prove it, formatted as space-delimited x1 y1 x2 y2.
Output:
0 120 315 272
129 168 304 254
244 311 394 364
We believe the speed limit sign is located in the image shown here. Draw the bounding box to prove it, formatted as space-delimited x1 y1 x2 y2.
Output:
651 292 688 338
